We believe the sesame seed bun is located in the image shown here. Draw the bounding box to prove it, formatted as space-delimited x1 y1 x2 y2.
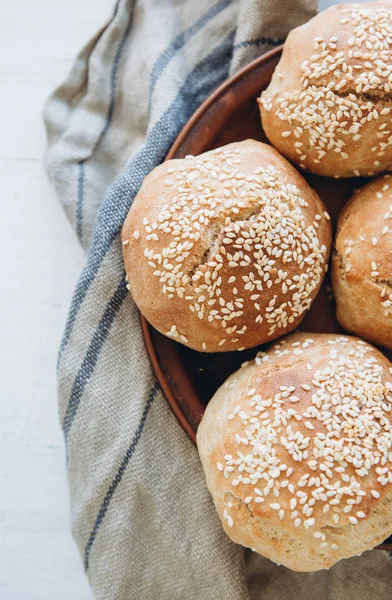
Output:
197 332 392 572
332 174 392 350
259 2 392 178
122 140 331 352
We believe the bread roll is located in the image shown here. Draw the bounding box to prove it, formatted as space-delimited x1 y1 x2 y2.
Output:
332 174 392 349
259 2 392 178
122 140 331 352
197 332 392 571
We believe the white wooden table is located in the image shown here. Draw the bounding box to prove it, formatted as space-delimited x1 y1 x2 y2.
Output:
0 1 114 597
0 0 360 597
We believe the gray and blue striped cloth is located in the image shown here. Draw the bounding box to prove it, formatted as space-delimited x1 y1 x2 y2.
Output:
44 0 392 598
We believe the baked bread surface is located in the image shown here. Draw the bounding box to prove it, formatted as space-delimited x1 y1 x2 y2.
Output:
122 140 331 352
197 332 392 571
332 174 392 349
259 2 392 178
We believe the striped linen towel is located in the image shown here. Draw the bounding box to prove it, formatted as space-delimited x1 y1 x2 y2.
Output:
44 0 392 598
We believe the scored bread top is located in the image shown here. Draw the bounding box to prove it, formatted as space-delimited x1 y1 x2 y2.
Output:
259 2 392 177
122 140 331 352
197 332 392 571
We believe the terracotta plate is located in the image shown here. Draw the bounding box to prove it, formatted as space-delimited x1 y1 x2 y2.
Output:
140 47 392 549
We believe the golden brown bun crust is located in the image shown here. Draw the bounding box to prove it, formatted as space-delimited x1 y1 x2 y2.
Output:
332 174 392 349
259 2 392 178
122 140 331 352
197 332 392 571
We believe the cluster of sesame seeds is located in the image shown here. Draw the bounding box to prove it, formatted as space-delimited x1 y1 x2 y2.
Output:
381 288 392 318
134 147 328 348
219 336 392 550
261 5 392 172
342 239 354 274
338 177 392 317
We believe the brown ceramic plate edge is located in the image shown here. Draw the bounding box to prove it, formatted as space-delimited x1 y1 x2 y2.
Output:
141 316 200 440
165 46 283 161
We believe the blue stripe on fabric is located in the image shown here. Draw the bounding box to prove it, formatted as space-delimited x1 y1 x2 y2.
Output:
63 278 128 439
148 0 231 112
76 1 134 242
76 160 85 241
234 36 284 50
59 29 235 364
94 11 133 149
84 382 159 571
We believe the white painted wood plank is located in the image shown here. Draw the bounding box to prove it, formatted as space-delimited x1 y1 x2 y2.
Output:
0 0 113 597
